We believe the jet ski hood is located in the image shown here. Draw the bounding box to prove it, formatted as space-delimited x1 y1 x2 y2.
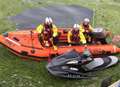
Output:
47 49 80 66
46 50 94 79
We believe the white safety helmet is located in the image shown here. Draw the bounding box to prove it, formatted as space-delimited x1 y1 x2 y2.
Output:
44 17 53 24
48 17 53 24
73 24 80 30
83 18 90 23
45 17 50 24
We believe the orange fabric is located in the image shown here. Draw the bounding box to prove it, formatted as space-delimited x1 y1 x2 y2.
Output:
0 29 120 61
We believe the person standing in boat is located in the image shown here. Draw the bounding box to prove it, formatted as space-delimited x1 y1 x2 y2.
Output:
67 24 86 46
80 18 93 43
36 17 58 50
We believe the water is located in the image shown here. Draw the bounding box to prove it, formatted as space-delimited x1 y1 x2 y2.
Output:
9 5 93 30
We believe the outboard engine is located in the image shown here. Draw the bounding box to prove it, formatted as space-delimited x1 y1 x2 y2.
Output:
46 50 118 79
92 27 108 44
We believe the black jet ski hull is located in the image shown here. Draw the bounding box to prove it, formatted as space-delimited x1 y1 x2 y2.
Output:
46 50 118 79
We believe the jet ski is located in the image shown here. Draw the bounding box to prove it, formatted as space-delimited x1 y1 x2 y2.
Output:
47 50 118 79
0 28 120 61
108 80 120 87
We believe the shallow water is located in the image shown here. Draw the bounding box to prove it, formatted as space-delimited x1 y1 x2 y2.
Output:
9 5 93 29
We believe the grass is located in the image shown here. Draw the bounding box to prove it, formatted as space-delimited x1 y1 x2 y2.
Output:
0 0 120 87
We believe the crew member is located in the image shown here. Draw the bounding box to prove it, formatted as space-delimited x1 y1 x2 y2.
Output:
36 17 58 50
80 18 93 43
67 24 86 45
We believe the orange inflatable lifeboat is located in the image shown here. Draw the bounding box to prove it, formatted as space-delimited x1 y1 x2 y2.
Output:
0 28 120 61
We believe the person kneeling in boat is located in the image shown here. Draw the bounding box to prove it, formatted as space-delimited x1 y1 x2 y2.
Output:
80 18 93 43
36 17 58 50
67 24 86 46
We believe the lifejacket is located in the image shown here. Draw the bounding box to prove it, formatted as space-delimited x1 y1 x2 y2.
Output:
41 29 53 47
70 30 80 42
44 24 53 37
44 23 53 29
